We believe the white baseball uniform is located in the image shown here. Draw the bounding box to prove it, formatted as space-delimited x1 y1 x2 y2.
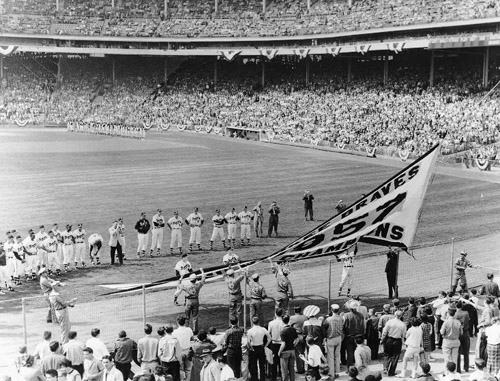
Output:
3 240 16 284
168 216 183 249
238 210 253 240
175 259 192 279
225 211 239 240
72 228 86 265
44 236 60 272
151 213 165 250
211 214 226 241
339 254 354 290
186 212 204 245
34 231 49 267
88 233 103 262
51 228 64 268
61 230 75 266
118 222 126 253
22 235 38 276
13 240 25 278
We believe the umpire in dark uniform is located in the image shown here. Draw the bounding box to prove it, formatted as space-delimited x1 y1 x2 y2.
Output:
385 247 398 299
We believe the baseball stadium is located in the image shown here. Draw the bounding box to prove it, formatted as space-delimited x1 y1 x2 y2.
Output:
2 0 500 380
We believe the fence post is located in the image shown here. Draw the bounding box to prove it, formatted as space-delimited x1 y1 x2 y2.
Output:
243 272 247 331
142 285 146 326
22 298 27 347
328 259 332 310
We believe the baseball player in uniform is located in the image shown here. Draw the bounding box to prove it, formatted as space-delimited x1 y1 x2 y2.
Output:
167 211 183 255
61 224 75 272
35 225 49 269
222 248 240 266
23 230 38 280
118 218 126 260
150 209 165 257
185 207 204 251
135 212 151 258
210 209 227 250
13 235 26 285
338 244 357 298
238 206 253 246
2 234 16 291
44 230 61 276
51 224 64 271
72 224 87 268
225 208 239 248
88 233 103 265
174 269 206 333
175 253 193 281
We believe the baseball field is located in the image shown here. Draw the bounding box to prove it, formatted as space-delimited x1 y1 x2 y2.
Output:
0 127 499 373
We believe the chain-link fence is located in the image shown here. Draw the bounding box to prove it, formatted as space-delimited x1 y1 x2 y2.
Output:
1 232 498 373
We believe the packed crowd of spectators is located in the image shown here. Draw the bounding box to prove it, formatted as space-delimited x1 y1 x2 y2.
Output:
1 56 499 155
2 0 500 37
7 287 500 381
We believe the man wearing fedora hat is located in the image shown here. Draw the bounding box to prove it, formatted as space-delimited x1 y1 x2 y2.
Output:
174 269 206 333
451 250 479 295
199 349 220 381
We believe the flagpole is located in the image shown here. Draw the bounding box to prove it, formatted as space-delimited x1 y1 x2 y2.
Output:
328 259 332 309
450 238 455 292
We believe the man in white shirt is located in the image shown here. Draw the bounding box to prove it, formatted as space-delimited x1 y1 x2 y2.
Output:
33 331 53 361
63 331 85 376
85 328 109 360
102 355 124 381
158 324 182 381
138 324 159 374
247 316 271 381
268 309 285 381
173 316 194 381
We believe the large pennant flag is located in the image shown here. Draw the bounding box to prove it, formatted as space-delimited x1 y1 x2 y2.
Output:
101 145 439 295
294 48 310 59
355 44 371 55
325 47 341 57
387 42 405 54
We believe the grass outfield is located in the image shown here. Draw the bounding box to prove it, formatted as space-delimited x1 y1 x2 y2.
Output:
1 127 500 371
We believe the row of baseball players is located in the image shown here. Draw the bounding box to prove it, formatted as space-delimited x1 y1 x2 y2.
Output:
0 223 97 293
132 206 261 258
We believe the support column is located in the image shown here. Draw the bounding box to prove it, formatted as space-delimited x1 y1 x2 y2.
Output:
483 46 490 88
348 0 352 6
429 51 434 88
307 0 310 10
215 0 218 13
261 60 265 88
112 0 115 7
56 0 59 11
262 0 266 14
57 55 62 78
214 58 218 87
383 53 389 86
1 56 4 80
164 57 168 83
164 0 168 16
305 58 310 86
112 57 116 84
347 57 352 83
